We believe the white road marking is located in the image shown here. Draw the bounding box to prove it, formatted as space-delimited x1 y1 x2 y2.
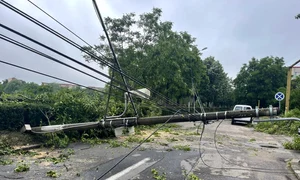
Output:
106 157 151 180
132 154 141 157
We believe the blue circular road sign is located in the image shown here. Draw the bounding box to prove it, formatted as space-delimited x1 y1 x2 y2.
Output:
275 92 285 101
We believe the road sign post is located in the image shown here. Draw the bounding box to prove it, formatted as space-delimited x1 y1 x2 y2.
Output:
275 92 285 112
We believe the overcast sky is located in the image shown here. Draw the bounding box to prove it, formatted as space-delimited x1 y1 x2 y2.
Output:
0 0 299 87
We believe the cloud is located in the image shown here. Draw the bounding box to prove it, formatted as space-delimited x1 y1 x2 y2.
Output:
1 0 300 86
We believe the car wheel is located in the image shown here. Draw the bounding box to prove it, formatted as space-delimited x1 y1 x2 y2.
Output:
249 117 253 124
231 119 235 125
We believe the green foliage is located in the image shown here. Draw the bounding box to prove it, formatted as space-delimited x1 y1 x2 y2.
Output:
136 100 162 117
3 80 26 94
173 145 191 151
0 138 15 155
255 109 300 135
0 101 51 130
187 173 200 180
255 121 294 135
167 137 178 142
254 108 300 150
0 85 104 131
283 136 300 150
0 159 13 165
126 136 143 143
46 148 75 164
151 169 166 180
46 170 59 178
290 77 300 109
108 139 129 148
14 162 30 172
82 8 209 106
80 128 116 146
51 88 102 124
44 133 70 148
249 138 256 142
285 108 300 117
202 56 234 107
234 56 286 107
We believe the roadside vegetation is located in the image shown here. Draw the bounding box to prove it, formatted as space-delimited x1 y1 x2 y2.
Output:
254 108 300 150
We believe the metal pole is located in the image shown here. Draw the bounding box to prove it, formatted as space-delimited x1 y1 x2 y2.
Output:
285 68 292 115
27 107 278 133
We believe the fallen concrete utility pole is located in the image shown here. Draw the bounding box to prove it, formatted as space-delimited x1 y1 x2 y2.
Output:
23 106 278 134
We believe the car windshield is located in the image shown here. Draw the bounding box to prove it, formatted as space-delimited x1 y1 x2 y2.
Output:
235 106 243 110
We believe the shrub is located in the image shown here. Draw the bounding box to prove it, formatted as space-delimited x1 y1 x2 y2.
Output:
255 108 300 135
283 136 300 150
0 102 51 130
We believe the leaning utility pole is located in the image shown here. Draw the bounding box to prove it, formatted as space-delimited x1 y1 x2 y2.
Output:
285 59 300 115
23 106 278 134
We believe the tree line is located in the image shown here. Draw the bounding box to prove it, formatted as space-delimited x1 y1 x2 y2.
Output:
82 8 292 109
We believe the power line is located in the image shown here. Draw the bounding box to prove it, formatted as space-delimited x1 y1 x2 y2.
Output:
0 33 127 93
0 59 108 95
184 122 205 180
97 109 182 180
0 25 191 115
2 0 211 128
194 121 293 174
213 120 290 171
0 32 187 115
0 0 189 113
0 23 156 106
92 0 138 117
27 0 171 92
184 120 293 178
0 30 187 115
0 58 179 115
27 0 161 106
27 0 110 63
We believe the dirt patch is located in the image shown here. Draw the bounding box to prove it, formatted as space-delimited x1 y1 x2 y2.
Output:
0 131 41 146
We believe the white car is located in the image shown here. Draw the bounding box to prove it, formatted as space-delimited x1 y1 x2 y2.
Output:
231 105 253 124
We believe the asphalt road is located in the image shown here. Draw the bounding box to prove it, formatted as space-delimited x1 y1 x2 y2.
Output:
79 120 299 180
1 120 299 180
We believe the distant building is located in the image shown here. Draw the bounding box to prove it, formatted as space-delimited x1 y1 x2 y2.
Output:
5 77 25 84
7 77 17 82
42 82 79 89
87 86 104 91
292 67 300 80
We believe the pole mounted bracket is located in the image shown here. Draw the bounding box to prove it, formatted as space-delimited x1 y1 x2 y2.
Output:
255 106 259 118
269 105 273 118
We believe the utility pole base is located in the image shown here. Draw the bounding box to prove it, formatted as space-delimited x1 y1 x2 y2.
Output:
114 126 135 137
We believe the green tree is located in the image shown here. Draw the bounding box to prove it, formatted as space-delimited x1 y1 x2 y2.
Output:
18 82 40 96
290 76 300 109
0 82 3 95
3 80 26 94
202 57 233 107
234 56 286 107
82 8 208 106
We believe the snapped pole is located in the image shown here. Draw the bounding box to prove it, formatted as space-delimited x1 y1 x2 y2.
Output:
25 107 278 133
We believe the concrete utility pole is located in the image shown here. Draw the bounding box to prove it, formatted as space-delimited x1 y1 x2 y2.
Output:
285 59 300 115
23 107 278 134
